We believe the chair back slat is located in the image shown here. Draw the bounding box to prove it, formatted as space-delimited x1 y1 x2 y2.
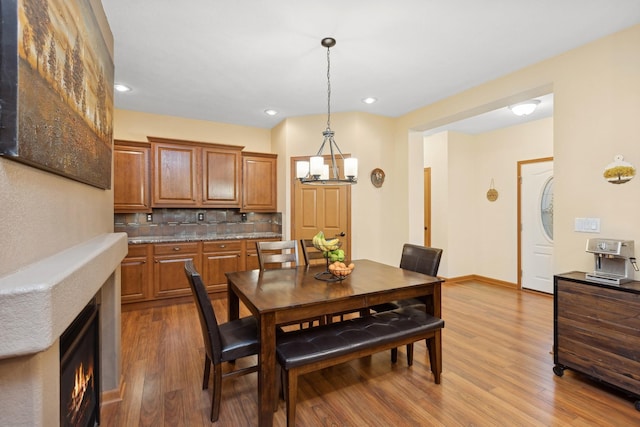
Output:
300 239 325 265
256 240 299 270
184 260 224 364
399 244 443 277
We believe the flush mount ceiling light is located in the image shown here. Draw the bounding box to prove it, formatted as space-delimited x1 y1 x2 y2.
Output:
362 97 377 104
296 38 358 185
509 99 540 116
264 109 278 116
114 84 131 93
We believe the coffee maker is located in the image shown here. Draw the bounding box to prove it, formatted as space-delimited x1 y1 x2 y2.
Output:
585 238 638 285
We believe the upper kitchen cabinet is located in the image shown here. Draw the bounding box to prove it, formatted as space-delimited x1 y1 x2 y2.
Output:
113 140 151 213
148 137 243 208
242 152 277 212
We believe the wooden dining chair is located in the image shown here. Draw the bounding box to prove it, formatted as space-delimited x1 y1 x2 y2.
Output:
256 240 299 270
184 260 259 422
300 238 325 266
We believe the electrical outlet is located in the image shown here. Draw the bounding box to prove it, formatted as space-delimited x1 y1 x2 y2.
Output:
146 213 153 222
198 212 205 221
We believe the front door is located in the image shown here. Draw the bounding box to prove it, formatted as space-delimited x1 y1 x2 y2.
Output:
291 157 351 261
519 158 554 293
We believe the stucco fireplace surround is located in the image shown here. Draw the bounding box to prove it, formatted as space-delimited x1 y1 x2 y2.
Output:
0 233 127 426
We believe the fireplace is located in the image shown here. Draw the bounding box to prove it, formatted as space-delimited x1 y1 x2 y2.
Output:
60 299 100 427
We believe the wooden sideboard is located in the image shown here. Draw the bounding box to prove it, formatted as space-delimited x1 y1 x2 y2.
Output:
553 272 640 410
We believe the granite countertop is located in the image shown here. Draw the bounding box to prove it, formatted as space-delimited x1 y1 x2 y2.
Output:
127 232 282 245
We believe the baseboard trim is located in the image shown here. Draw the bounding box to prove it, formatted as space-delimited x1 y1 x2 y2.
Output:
445 274 518 289
101 376 125 407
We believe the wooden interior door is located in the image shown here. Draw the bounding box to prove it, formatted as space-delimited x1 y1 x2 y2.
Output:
424 167 431 246
291 157 351 262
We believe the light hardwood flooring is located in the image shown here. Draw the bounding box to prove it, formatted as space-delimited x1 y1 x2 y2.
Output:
100 281 640 426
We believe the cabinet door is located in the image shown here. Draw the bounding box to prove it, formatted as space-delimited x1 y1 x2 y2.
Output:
114 142 150 213
202 241 242 293
152 143 199 206
121 244 152 303
202 147 241 207
153 242 200 298
242 153 277 212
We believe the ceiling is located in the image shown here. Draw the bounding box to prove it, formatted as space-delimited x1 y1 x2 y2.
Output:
102 1 640 133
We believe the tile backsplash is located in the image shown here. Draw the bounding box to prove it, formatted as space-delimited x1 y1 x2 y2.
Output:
114 209 282 240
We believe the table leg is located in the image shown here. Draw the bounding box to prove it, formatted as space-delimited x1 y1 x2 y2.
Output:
227 280 239 322
258 312 276 427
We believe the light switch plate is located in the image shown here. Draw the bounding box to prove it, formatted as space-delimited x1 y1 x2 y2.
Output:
574 217 600 233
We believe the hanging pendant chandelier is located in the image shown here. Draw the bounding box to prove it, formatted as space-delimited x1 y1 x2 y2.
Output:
296 38 358 185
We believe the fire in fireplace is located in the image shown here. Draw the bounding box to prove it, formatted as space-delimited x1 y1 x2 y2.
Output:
60 299 100 427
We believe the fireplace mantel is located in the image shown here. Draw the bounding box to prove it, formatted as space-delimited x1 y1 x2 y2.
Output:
0 233 127 359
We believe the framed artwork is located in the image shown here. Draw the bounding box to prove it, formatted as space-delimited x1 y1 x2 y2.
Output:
0 0 114 189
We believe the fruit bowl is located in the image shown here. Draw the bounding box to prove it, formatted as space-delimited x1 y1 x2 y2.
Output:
328 261 355 280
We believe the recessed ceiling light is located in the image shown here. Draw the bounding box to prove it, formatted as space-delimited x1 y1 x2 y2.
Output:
264 109 278 116
362 97 377 104
114 84 131 93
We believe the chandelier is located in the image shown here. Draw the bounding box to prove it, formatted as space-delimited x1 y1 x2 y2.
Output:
296 38 358 185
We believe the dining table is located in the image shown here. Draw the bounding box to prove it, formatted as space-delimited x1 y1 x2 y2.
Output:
225 258 443 427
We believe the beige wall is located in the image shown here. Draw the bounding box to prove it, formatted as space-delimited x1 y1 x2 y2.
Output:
425 118 554 280
113 109 271 152
396 24 640 279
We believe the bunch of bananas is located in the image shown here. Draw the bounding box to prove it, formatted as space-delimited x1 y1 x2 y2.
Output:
312 231 341 252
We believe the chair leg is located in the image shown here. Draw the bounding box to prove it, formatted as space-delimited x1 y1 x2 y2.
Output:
202 355 211 389
427 331 442 384
210 363 223 422
391 347 398 363
406 343 414 366
285 369 299 427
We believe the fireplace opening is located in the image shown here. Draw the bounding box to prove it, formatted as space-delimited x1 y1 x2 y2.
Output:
60 299 100 427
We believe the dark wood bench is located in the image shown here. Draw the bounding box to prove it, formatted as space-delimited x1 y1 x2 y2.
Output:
276 306 444 426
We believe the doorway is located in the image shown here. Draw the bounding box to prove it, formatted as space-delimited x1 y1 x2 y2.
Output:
518 158 554 293
424 168 431 247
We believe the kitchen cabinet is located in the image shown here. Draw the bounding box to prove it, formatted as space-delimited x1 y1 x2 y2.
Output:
120 244 152 302
554 272 640 409
148 137 243 208
242 152 277 212
153 242 201 299
113 140 151 213
202 240 243 293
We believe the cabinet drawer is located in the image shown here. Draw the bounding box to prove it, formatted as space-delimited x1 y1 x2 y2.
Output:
154 242 200 255
203 240 242 252
127 244 149 257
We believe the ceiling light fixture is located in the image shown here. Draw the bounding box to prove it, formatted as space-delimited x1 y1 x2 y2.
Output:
114 84 131 93
296 38 358 185
362 97 377 104
264 109 278 116
509 99 540 116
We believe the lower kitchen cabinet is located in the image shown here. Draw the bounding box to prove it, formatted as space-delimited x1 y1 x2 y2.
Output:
121 244 152 303
202 240 243 293
122 238 281 308
153 242 200 299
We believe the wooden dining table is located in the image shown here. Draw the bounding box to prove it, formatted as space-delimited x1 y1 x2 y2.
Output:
225 259 443 427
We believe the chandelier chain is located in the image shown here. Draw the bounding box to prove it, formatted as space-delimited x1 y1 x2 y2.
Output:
326 44 331 130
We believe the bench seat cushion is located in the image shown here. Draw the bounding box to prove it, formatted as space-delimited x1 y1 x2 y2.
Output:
276 307 444 369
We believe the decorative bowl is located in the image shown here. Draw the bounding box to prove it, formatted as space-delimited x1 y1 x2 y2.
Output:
328 261 355 280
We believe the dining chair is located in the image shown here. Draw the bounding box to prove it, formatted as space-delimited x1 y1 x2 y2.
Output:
184 260 259 422
370 244 443 363
256 240 300 270
300 238 325 266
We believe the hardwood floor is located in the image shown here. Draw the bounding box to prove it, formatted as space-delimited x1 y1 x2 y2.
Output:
101 281 640 426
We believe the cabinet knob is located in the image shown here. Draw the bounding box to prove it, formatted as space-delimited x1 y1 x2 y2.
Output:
220 244 226 248
173 247 181 251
